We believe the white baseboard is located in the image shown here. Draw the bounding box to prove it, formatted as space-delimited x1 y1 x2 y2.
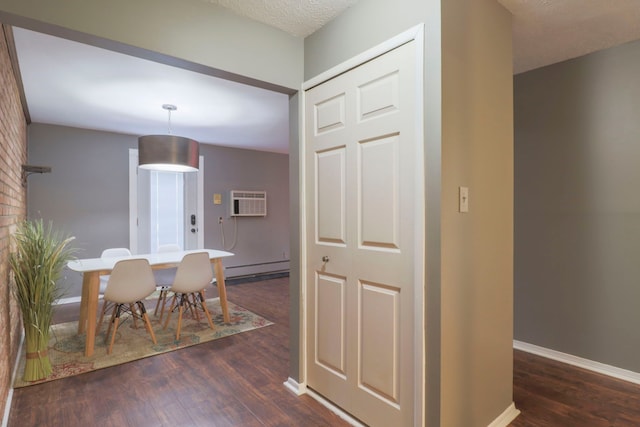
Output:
1 388 12 427
283 377 364 426
487 402 520 427
304 388 366 427
283 377 306 396
55 296 83 305
514 340 640 385
3 331 25 427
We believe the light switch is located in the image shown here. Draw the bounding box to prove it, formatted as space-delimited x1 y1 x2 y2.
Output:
459 186 469 213
213 193 222 205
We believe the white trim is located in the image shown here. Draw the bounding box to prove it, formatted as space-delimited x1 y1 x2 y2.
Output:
487 403 520 427
514 340 640 385
196 155 204 248
305 388 367 427
128 149 138 253
1 388 11 427
300 23 426 427
54 296 83 305
283 377 306 396
298 68 309 398
410 25 427 427
3 331 25 427
283 378 366 426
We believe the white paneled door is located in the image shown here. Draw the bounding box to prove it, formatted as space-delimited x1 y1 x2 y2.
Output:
305 40 422 426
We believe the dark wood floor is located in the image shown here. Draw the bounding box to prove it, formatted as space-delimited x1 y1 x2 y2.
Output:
8 277 350 427
9 277 640 426
511 350 640 426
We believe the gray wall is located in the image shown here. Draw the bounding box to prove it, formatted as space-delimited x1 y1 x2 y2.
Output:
306 1 514 426
514 39 640 371
27 123 289 298
27 125 132 253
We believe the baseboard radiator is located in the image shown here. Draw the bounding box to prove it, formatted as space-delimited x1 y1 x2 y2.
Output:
224 260 290 285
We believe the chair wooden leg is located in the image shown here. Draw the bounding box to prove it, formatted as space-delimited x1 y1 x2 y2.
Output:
137 301 157 345
182 293 195 320
153 289 165 316
158 290 170 323
143 312 157 345
199 295 215 330
176 303 184 341
96 299 108 336
163 294 178 330
190 293 201 322
105 304 118 343
129 303 139 329
107 305 122 354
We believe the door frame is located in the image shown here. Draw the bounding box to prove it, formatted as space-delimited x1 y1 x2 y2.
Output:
296 24 425 426
128 148 205 253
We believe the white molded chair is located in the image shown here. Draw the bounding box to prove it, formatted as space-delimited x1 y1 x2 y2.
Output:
163 252 215 340
96 248 135 330
98 248 132 294
153 243 181 321
100 258 158 354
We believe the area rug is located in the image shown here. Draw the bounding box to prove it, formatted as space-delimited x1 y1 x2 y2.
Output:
13 298 273 388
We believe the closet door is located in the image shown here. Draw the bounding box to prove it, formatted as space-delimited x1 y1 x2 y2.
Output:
305 40 422 426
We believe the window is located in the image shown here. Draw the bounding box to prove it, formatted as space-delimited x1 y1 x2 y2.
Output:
149 170 184 253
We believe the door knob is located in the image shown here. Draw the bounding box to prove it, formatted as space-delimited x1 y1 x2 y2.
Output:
322 256 329 263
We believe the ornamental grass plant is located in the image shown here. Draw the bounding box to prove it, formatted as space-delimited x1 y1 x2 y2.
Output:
9 219 75 381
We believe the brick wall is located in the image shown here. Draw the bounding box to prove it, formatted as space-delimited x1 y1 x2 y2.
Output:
0 25 27 418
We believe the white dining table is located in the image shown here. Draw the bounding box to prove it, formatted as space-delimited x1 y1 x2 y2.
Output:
67 249 234 357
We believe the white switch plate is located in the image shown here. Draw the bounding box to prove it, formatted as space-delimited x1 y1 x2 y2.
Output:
459 186 469 213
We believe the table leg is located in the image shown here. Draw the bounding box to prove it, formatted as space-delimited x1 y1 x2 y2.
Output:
78 273 90 334
81 272 100 357
214 259 230 323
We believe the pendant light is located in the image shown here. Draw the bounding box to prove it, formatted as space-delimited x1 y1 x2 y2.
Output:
138 104 199 172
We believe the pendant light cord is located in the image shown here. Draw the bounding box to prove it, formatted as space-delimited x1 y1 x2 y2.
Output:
162 103 177 135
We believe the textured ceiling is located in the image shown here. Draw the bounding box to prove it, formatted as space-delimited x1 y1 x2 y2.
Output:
499 0 640 73
206 0 360 37
211 0 640 74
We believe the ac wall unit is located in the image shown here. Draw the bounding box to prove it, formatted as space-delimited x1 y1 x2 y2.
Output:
230 190 267 217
